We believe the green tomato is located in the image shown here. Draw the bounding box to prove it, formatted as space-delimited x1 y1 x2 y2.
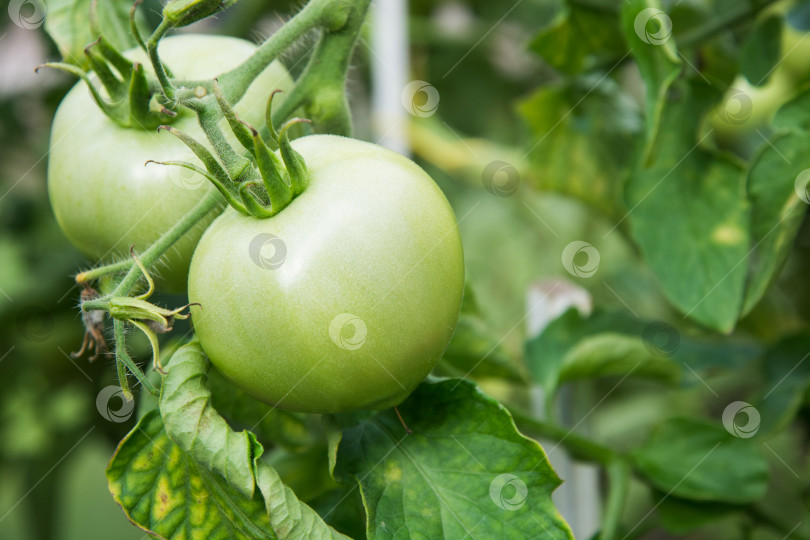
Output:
188 135 465 413
47 35 292 291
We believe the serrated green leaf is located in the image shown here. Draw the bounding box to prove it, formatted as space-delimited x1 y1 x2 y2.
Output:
624 81 750 332
333 378 573 540
518 76 642 217
530 4 626 74
743 130 810 315
621 0 682 162
740 15 783 86
107 410 277 539
525 309 679 395
43 0 146 67
558 332 680 383
160 341 261 497
633 418 769 503
152 342 347 539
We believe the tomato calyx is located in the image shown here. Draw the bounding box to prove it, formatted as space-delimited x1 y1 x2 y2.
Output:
81 248 199 375
36 2 179 130
152 83 311 219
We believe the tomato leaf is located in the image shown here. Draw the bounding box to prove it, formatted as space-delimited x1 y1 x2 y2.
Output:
43 0 147 67
107 410 278 539
160 342 262 497
332 378 574 539
529 3 626 74
624 80 751 332
106 342 347 539
739 15 783 86
517 76 642 218
632 418 769 503
742 90 810 314
621 0 682 162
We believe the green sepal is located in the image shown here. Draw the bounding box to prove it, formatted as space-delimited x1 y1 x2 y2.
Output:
147 159 250 215
278 118 310 196
239 182 278 218
248 125 293 213
213 79 255 152
83 40 127 102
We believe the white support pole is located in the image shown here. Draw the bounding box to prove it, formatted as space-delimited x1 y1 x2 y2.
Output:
527 280 601 540
370 0 410 156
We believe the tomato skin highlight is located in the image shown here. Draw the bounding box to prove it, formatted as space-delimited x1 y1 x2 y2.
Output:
188 135 465 413
47 35 292 291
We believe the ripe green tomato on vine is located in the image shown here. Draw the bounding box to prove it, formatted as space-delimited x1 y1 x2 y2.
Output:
188 135 465 413
48 35 292 291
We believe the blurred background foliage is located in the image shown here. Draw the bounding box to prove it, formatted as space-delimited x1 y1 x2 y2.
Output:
2 0 810 538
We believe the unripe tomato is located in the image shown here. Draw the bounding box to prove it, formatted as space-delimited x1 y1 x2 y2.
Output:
188 135 465 413
47 35 292 290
